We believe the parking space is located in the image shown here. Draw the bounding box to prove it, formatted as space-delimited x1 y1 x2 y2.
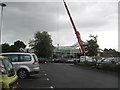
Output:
18 65 54 89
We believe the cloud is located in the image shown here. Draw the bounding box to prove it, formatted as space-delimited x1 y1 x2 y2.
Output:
1 1 118 50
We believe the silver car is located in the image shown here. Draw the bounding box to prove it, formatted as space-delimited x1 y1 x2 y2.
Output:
1 53 40 79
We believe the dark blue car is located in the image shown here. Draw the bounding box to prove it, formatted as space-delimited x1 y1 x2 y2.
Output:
38 58 48 64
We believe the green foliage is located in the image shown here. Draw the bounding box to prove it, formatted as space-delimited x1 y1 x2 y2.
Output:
29 31 53 58
101 63 116 71
85 34 99 56
78 61 96 67
78 62 120 72
2 40 26 53
2 43 11 53
101 48 120 57
101 63 120 72
14 40 26 49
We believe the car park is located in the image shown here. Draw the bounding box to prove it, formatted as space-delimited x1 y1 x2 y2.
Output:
1 53 40 79
0 56 19 89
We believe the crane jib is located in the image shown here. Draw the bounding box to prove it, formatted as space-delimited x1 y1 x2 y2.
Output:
63 0 85 54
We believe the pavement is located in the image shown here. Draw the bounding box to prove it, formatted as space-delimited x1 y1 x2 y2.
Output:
18 63 119 89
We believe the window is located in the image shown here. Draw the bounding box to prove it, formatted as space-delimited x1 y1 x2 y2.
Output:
19 55 31 62
4 55 19 62
33 55 38 61
0 60 3 74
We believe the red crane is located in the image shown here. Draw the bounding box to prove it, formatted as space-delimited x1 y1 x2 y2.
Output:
63 0 85 55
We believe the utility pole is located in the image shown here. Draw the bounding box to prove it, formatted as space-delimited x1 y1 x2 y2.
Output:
0 3 6 53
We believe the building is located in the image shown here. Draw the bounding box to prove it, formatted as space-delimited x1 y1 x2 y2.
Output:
53 43 82 58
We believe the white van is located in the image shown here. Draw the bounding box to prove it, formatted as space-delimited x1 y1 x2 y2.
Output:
80 56 93 62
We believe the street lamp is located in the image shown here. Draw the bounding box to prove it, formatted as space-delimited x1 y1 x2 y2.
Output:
0 3 6 31
0 3 6 7
0 3 6 53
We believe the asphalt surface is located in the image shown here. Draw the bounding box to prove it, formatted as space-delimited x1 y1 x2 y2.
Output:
18 63 119 89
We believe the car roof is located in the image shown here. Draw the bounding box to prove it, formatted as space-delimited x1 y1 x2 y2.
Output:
1 52 35 55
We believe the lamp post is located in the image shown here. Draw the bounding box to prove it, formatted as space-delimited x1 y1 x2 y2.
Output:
0 3 6 53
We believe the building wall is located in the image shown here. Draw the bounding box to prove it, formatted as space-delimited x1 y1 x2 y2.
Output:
53 43 81 58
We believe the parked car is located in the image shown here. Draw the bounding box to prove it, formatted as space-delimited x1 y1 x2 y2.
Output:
58 58 66 63
73 58 80 64
51 58 59 63
80 56 93 62
38 58 48 64
65 58 75 63
1 53 40 79
116 61 120 65
0 56 19 89
101 57 119 63
96 57 120 69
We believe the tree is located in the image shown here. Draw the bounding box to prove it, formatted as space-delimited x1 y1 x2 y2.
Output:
29 31 53 58
2 40 26 52
10 40 26 52
85 34 99 57
14 40 26 50
101 48 120 57
2 43 11 53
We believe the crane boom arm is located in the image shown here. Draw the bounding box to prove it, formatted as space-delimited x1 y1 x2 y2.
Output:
63 0 85 54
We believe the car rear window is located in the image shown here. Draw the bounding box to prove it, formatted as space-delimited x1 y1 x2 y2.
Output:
19 55 31 62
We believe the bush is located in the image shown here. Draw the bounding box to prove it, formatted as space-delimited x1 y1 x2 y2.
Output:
115 64 120 72
77 61 120 72
101 63 115 71
101 63 120 72
78 61 96 67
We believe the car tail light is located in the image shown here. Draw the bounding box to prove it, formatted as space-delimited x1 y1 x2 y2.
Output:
33 61 39 65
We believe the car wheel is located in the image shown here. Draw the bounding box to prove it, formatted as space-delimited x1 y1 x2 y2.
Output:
17 69 29 79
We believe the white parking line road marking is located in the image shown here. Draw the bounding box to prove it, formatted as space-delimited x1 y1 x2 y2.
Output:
41 71 45 72
47 78 50 80
26 86 54 89
22 77 50 81
39 74 47 76
50 86 54 89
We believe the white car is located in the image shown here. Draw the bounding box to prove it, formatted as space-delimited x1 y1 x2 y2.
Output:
2 53 40 79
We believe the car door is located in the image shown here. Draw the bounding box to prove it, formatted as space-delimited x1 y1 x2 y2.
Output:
18 54 32 72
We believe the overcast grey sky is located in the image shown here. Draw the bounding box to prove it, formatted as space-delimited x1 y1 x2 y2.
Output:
1 0 118 51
